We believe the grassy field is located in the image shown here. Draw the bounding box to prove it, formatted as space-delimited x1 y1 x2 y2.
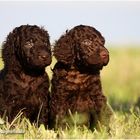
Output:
0 47 140 139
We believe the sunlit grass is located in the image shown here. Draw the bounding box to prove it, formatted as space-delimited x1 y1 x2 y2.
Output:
0 108 140 139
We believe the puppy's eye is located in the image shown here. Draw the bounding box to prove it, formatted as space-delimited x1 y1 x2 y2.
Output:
25 40 34 49
81 39 92 46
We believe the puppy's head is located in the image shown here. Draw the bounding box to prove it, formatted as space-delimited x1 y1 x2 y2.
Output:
3 25 51 70
76 32 109 70
54 25 109 70
70 25 109 70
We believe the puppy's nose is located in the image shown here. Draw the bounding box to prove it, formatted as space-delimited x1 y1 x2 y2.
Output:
100 51 109 59
41 55 47 59
39 51 49 60
100 50 109 66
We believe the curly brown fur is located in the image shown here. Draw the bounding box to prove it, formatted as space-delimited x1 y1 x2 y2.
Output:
0 25 51 126
50 25 109 130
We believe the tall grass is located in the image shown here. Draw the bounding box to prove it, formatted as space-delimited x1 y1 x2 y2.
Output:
0 47 140 139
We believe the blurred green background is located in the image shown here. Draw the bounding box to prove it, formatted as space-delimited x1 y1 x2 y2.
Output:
101 46 140 112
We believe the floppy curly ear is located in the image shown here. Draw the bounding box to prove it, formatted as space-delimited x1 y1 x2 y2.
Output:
54 34 75 65
2 28 20 68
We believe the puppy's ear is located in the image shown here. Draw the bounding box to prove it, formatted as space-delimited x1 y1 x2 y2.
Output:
54 34 75 65
2 28 20 64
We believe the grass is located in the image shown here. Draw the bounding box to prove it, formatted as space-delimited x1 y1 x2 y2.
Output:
0 46 140 139
0 109 139 139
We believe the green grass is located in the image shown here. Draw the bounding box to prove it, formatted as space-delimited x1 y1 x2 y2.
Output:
0 109 139 139
0 47 140 139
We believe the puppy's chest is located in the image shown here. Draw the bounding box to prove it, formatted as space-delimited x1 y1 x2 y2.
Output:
10 73 46 93
63 70 93 91
66 70 88 83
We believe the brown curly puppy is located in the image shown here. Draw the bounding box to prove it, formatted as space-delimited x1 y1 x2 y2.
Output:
0 25 51 126
50 25 110 130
